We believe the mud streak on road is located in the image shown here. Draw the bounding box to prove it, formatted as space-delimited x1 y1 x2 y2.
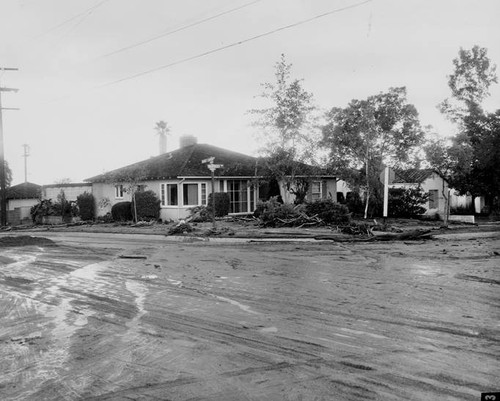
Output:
0 234 499 400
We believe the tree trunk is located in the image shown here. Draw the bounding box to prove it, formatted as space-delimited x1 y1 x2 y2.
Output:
132 191 138 223
441 181 449 227
364 153 370 219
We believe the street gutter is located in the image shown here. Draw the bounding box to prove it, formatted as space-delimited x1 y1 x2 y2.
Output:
1 229 499 244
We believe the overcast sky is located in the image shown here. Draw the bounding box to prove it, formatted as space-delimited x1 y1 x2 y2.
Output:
1 0 499 186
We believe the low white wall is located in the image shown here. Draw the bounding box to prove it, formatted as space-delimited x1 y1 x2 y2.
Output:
449 215 475 224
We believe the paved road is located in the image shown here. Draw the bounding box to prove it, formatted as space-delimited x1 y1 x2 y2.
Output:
0 232 499 400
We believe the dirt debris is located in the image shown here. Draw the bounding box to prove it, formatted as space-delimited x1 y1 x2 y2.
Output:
0 235 55 247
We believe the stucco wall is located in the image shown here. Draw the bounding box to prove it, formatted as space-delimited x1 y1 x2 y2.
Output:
92 180 215 221
92 178 266 221
7 199 38 222
325 179 337 199
8 198 38 213
43 184 92 202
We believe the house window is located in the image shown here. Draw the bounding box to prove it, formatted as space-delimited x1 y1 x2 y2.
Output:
226 180 254 213
115 185 124 199
201 183 207 206
160 183 178 206
429 189 439 209
136 185 146 192
311 181 322 201
183 183 199 206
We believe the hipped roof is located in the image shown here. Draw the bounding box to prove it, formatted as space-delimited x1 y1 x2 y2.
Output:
6 182 42 200
392 168 445 184
86 143 264 183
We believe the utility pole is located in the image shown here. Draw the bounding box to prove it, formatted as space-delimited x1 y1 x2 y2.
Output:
22 144 30 183
0 67 19 226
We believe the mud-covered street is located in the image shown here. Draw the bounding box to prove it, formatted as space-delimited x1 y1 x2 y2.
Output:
1 232 499 400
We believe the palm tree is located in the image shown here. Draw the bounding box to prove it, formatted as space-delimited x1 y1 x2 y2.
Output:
154 120 170 155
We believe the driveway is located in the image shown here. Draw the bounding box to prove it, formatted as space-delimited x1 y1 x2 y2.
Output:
0 232 499 400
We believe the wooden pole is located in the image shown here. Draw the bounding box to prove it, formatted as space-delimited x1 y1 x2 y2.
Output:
0 68 19 226
383 166 389 221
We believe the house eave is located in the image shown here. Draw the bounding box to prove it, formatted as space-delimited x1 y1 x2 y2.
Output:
177 176 261 180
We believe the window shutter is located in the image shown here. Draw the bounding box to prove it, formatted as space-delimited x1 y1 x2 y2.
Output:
322 181 327 199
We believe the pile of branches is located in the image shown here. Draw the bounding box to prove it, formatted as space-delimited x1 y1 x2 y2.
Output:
262 212 325 228
336 222 373 235
167 221 194 235
256 198 351 229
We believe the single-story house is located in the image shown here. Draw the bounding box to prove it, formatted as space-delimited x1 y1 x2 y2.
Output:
86 136 337 221
389 168 449 217
5 182 42 225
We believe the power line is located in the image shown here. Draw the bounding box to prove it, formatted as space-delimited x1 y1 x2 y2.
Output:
97 0 263 60
100 0 372 88
36 0 111 38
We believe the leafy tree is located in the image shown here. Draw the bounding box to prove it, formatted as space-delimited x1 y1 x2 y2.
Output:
439 45 497 123
263 148 316 204
250 54 319 204
3 161 12 187
462 109 500 212
435 45 499 214
322 87 424 218
388 186 429 218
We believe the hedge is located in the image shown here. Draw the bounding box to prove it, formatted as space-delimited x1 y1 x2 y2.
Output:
76 192 95 221
132 190 161 220
111 201 133 221
207 192 230 217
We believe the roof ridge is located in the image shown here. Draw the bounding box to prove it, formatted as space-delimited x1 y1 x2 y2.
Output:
177 144 197 176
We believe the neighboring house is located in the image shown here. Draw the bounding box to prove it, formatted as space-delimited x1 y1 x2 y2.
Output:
389 168 449 217
5 182 41 225
42 183 93 202
86 137 337 221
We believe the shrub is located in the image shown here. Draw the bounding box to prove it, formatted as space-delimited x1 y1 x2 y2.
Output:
31 199 57 223
56 190 74 222
207 192 230 217
111 201 133 221
76 192 95 221
388 187 429 218
30 196 76 224
132 190 161 221
96 212 113 223
188 205 211 222
305 199 351 225
346 192 364 215
257 196 301 226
